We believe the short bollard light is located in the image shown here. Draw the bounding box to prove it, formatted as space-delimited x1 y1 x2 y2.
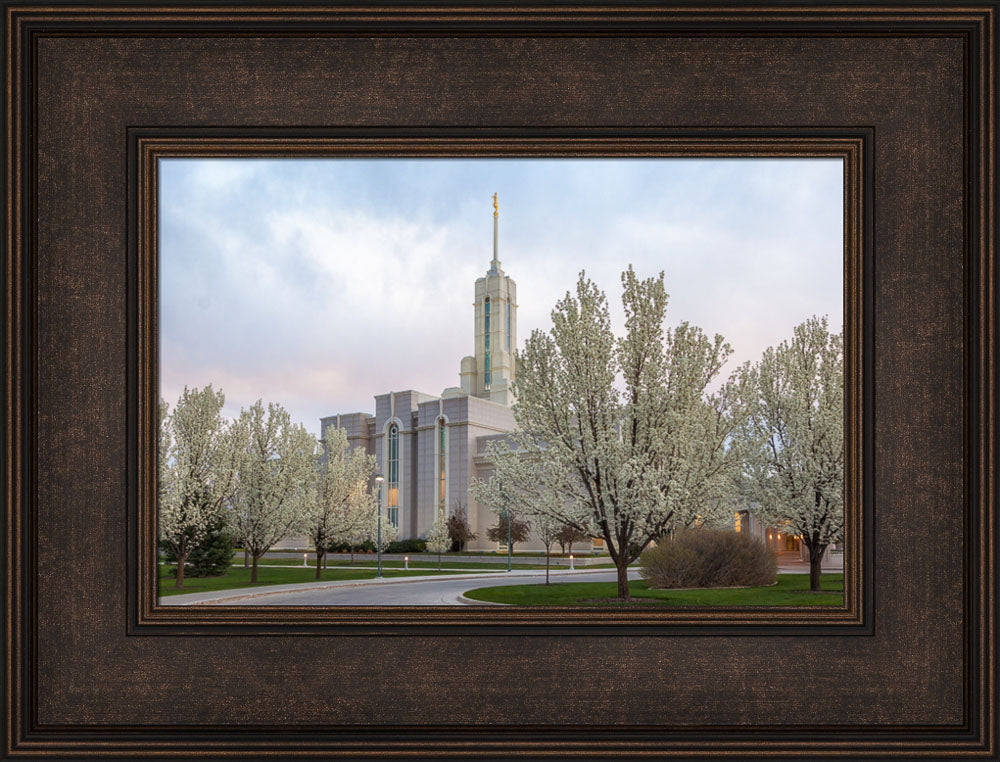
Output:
303 553 307 567
569 554 575 571
404 556 409 570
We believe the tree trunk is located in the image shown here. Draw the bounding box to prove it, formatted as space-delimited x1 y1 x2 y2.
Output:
315 550 323 579
350 548 355 565
174 553 186 589
616 558 630 601
251 555 259 583
809 546 825 591
438 552 442 571
545 547 550 585
243 549 248 568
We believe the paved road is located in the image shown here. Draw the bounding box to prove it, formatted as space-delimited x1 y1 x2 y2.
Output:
194 569 639 606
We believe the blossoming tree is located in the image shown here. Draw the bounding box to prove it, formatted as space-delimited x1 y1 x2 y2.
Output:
303 426 377 578
158 385 242 589
734 316 844 591
474 268 743 600
227 400 317 582
424 514 452 571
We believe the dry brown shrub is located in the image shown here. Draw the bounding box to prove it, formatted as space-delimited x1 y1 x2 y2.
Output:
639 528 777 589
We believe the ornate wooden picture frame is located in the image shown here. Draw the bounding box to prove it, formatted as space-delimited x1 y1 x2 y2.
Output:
3 3 995 759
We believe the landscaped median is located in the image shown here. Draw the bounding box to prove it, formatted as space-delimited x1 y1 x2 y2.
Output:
460 573 845 606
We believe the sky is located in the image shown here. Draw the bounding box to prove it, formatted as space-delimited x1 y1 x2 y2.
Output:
159 158 843 436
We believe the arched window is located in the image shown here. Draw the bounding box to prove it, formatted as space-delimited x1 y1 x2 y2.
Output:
387 423 399 527
484 297 492 390
437 417 447 519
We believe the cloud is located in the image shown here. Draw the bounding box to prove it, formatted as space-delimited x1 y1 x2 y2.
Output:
160 158 843 435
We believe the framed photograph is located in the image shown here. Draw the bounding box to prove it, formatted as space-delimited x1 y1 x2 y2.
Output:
147 145 861 623
4 3 995 759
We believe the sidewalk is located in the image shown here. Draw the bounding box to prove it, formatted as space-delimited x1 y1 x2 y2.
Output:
776 558 844 573
247 563 511 572
254 551 612 567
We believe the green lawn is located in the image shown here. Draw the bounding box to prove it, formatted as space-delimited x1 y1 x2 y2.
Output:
157 563 483 597
462 573 845 606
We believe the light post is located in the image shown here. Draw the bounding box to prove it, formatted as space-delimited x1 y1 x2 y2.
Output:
374 473 384 579
506 506 512 572
501 484 512 573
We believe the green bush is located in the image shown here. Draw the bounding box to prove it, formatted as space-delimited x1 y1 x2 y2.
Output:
387 538 427 553
159 519 234 577
639 528 777 589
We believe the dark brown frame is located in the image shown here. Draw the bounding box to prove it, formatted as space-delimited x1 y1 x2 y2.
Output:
4 3 996 759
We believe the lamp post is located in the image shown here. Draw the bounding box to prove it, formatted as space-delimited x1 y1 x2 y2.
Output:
374 473 384 579
506 506 512 573
501 484 512 573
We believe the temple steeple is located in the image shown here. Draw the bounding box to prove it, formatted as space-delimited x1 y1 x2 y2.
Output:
489 192 502 275
455 195 517 406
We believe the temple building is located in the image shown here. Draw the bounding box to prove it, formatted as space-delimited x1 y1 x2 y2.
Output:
320 195 530 550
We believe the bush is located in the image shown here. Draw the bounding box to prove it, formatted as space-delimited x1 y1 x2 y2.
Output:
446 503 476 552
639 528 776 589
159 519 234 577
328 540 377 553
386 538 427 553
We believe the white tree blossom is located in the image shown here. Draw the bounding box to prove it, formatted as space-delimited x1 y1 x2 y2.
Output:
158 386 242 589
302 426 377 577
331 484 396 564
424 513 452 571
370 504 398 553
734 316 844 591
473 268 742 599
470 458 572 583
228 400 318 582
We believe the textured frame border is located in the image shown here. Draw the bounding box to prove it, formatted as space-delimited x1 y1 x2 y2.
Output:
3 3 995 759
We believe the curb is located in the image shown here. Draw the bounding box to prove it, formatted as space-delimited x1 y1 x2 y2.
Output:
456 593 509 606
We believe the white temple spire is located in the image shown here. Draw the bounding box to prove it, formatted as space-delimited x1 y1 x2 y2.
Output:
490 192 501 273
457 193 517 405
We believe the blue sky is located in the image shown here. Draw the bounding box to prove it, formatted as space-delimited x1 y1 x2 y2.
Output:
159 158 843 436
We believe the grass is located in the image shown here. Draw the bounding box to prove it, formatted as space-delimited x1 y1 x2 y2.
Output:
461 573 845 606
157 563 483 597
